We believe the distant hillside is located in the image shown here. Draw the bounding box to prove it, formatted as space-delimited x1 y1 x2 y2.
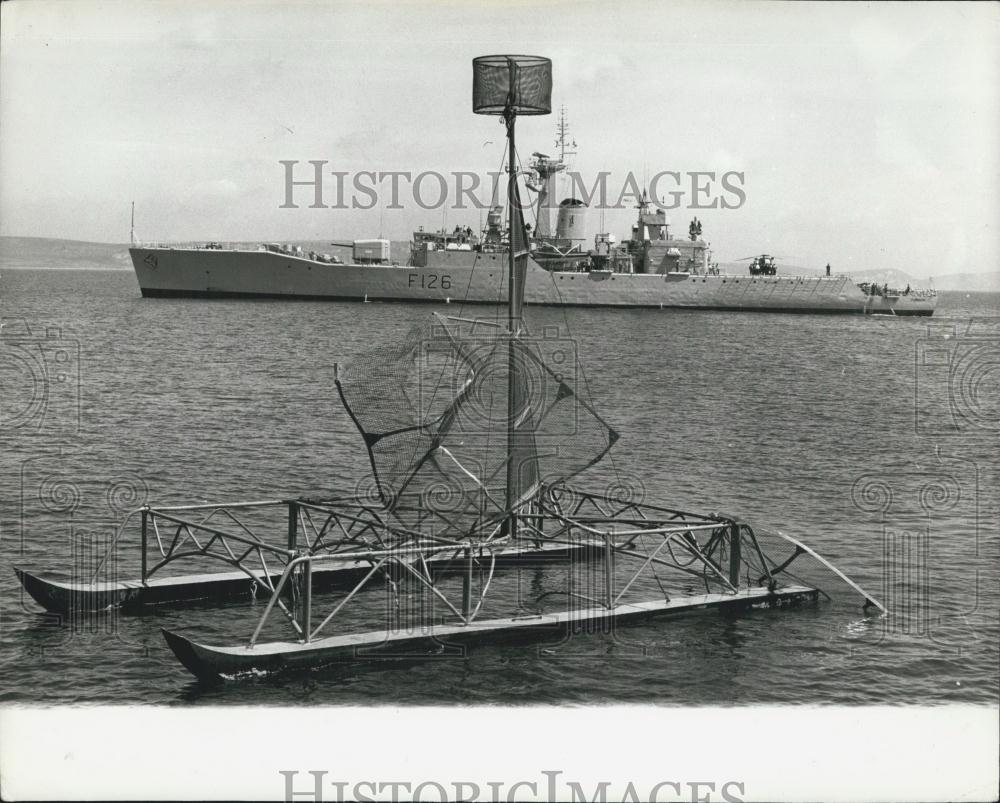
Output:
928 271 1000 293
841 267 998 292
0 236 132 269
843 267 926 288
0 236 413 269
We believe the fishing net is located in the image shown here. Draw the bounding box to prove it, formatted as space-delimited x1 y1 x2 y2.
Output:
335 319 618 540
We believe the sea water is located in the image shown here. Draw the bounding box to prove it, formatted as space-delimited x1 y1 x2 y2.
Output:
1 268 997 705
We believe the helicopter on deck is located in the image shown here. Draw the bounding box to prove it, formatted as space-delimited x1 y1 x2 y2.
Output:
736 254 779 276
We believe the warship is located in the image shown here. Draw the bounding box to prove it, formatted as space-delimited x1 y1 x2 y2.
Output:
129 114 936 317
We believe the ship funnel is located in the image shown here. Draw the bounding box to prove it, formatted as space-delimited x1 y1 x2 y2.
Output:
556 198 586 241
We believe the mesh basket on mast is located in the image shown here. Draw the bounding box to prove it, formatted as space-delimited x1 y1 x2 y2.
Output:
472 55 552 116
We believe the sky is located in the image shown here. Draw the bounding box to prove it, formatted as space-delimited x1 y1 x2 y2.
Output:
1 0 997 277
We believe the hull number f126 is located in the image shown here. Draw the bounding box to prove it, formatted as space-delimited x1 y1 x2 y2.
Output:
408 273 451 290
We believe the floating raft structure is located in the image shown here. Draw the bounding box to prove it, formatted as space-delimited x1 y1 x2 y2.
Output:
14 54 885 682
155 484 874 683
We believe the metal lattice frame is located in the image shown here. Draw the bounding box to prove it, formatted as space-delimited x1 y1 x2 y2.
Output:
231 483 816 648
86 480 870 651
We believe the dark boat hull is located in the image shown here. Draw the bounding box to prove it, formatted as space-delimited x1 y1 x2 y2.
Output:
13 542 590 615
163 585 820 682
14 566 281 614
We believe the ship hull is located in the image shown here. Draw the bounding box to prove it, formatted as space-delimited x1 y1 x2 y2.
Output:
130 247 936 315
864 293 936 316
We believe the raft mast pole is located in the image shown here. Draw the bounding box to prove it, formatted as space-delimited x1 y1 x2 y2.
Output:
504 98 519 539
473 55 553 540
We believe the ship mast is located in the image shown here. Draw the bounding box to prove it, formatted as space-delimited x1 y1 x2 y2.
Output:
556 105 576 200
556 105 577 166
130 201 135 246
529 107 576 239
